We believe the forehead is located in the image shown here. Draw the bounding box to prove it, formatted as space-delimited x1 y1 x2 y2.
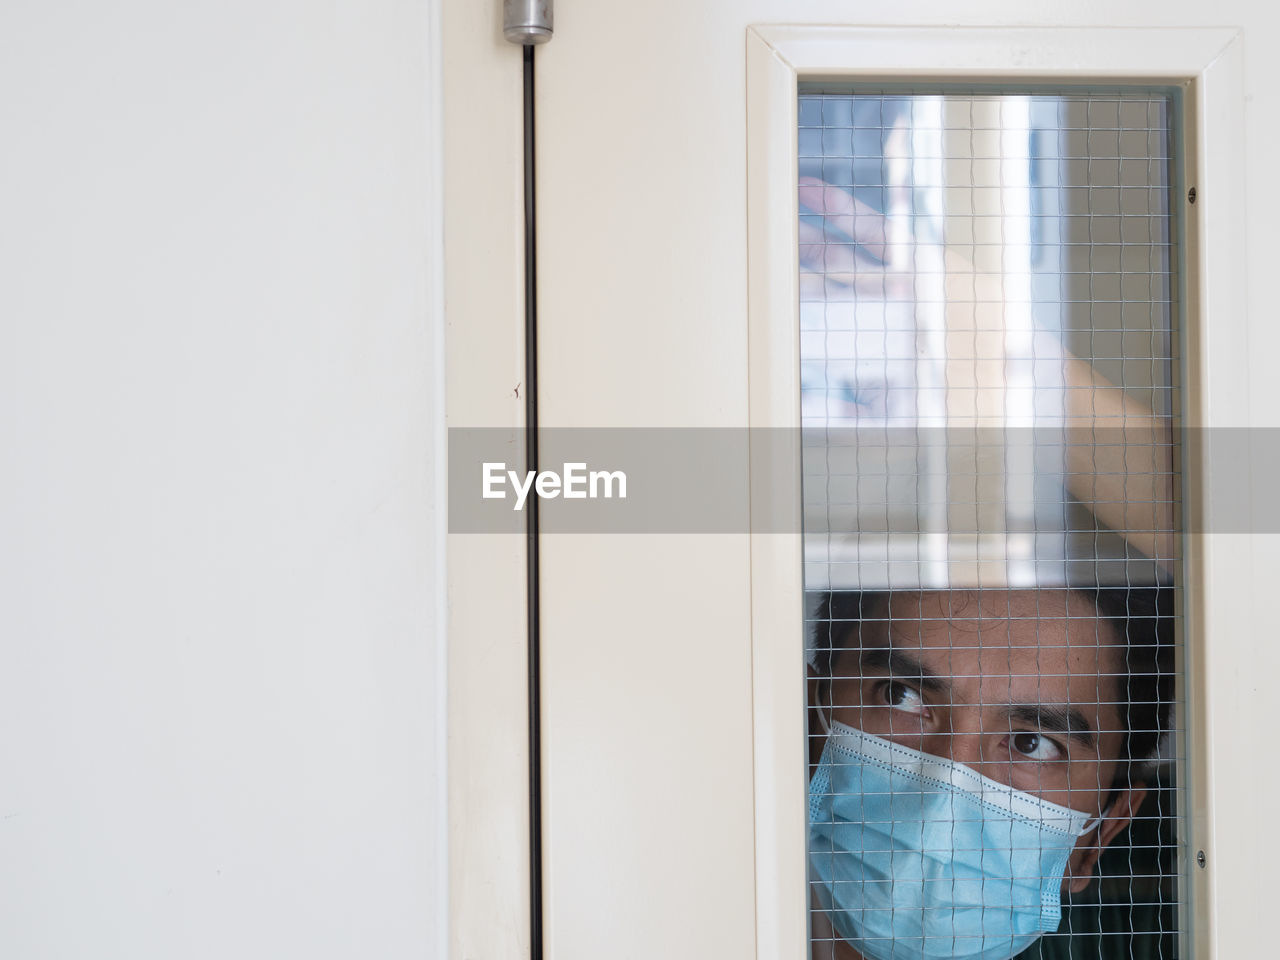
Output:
855 589 1125 685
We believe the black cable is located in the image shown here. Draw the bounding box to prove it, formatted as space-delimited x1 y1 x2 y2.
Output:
522 41 544 960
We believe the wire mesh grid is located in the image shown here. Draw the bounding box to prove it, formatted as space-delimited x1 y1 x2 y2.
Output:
799 88 1184 960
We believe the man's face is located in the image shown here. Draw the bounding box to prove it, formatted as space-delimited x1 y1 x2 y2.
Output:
811 588 1146 895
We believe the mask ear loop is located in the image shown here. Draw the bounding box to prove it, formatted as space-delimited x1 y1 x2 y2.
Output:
816 675 833 735
1080 795 1116 836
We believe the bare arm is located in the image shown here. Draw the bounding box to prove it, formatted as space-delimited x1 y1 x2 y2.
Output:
802 178 1177 572
1058 351 1176 574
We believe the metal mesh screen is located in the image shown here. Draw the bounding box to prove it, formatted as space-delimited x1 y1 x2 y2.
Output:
799 89 1184 960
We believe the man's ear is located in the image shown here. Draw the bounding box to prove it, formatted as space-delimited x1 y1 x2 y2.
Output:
1064 784 1148 894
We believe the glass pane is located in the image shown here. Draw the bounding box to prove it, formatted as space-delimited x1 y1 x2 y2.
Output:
800 89 1183 960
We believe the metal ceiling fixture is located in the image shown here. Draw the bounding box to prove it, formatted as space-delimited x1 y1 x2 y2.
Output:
504 0 553 45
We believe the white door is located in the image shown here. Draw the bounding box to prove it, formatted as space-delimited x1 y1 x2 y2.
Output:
445 4 1273 959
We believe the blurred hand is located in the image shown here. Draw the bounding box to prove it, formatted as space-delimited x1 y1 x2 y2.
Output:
798 176 890 276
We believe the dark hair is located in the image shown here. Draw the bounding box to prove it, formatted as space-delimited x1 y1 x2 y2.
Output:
810 588 1175 786
1092 586 1176 785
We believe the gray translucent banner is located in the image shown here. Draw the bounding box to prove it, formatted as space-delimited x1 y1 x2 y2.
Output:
448 427 1266 537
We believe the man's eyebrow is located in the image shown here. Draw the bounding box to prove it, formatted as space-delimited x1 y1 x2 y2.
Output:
850 646 951 695
1005 703 1098 751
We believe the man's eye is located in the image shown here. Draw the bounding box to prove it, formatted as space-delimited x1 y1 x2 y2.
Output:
1010 732 1064 762
880 680 925 713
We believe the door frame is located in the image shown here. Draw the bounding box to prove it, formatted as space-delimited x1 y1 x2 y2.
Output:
745 24 1244 960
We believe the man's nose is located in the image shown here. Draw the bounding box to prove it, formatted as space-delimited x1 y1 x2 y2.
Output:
921 722 984 768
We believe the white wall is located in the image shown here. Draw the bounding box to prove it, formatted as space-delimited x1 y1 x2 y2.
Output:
0 2 446 958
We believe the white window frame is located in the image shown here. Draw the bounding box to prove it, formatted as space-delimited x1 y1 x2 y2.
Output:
745 24 1245 960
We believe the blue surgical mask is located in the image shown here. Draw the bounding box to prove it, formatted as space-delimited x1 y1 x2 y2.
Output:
809 721 1101 960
